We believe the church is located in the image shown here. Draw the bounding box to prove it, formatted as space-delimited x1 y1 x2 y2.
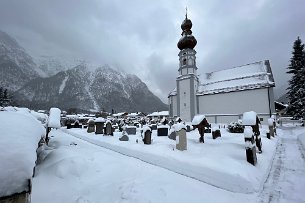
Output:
168 13 276 124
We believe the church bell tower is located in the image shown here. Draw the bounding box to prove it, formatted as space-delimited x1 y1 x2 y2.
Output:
176 10 199 122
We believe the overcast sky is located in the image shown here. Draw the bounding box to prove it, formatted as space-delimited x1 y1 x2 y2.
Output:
0 0 305 102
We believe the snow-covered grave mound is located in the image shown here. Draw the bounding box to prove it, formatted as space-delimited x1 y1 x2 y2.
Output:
63 125 278 194
0 110 45 197
48 107 61 128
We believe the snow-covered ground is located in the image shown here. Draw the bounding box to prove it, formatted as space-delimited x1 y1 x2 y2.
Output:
32 129 253 203
29 124 305 203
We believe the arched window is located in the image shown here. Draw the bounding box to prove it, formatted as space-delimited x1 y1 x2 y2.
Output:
183 58 187 65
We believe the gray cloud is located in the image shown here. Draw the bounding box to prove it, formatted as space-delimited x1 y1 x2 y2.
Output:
0 0 304 102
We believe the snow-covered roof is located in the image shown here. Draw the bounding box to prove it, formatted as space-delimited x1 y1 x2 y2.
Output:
192 114 206 125
147 111 169 117
197 60 275 95
168 88 177 97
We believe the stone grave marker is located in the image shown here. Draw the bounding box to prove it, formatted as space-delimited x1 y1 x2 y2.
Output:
192 114 209 143
105 120 113 136
95 117 105 134
87 119 95 133
142 126 152 145
157 124 169 136
126 126 136 135
244 126 257 166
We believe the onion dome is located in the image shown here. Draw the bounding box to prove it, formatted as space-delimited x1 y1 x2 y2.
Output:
177 14 197 50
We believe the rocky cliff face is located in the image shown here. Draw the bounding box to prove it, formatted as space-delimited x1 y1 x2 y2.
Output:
15 64 167 112
0 31 39 91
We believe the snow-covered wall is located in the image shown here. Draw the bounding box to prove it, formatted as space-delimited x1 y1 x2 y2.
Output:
198 88 275 124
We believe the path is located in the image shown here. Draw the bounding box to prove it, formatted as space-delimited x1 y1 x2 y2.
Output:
259 127 305 203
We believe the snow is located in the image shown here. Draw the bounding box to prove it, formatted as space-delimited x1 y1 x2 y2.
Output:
197 60 275 95
58 75 69 94
172 123 186 132
95 117 105 122
242 111 257 126
2 108 304 202
60 124 278 194
0 111 45 197
268 118 274 126
192 114 206 125
32 130 254 203
244 126 253 138
48 108 61 128
157 124 169 129
143 125 151 133
148 111 169 117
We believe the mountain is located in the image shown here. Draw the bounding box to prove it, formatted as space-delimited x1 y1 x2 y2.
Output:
35 55 85 77
0 31 39 91
0 30 167 112
15 64 167 112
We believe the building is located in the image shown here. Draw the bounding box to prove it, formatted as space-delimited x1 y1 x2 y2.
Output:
168 13 275 124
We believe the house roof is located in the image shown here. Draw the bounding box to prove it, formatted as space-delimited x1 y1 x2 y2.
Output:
168 60 275 97
197 60 275 95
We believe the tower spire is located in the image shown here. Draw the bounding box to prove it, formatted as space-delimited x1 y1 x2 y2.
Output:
185 6 188 19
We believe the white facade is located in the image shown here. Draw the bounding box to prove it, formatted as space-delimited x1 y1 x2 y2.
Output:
197 87 275 124
168 60 276 124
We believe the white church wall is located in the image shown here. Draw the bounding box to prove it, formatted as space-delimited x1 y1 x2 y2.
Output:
179 79 191 122
197 88 275 124
168 95 177 117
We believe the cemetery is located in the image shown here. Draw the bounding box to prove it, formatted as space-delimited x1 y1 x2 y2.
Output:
61 112 279 193
1 105 305 203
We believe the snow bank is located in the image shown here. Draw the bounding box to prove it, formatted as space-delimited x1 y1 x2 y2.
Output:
242 111 257 125
192 114 206 125
0 111 45 197
48 108 61 128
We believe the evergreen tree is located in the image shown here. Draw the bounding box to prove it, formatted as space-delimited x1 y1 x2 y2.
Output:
0 87 3 106
286 37 305 118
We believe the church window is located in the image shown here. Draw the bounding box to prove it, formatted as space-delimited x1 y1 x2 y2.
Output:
183 58 187 65
184 103 186 107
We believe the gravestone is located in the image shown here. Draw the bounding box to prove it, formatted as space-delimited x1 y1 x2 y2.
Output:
142 126 152 145
176 128 187 151
242 111 262 153
95 117 105 134
192 114 209 143
105 121 113 136
119 128 129 141
168 128 176 140
212 127 221 139
157 125 169 136
244 126 257 166
87 119 95 133
126 126 136 135
150 124 157 130
66 120 72 129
